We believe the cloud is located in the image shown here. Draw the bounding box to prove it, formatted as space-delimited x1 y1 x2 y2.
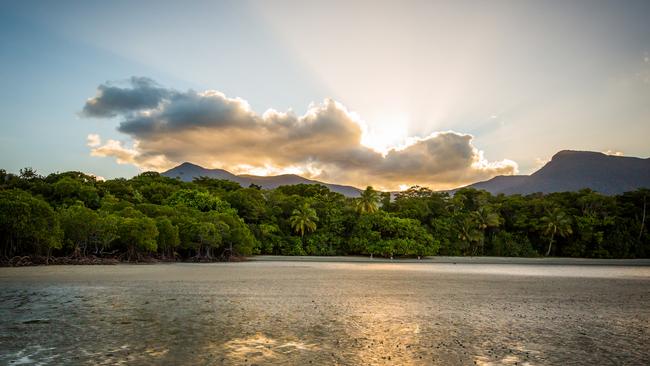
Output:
88 138 173 171
86 133 101 147
83 77 517 190
81 77 172 118
603 150 624 156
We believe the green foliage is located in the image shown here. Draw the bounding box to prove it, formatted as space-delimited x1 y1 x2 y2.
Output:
116 216 159 259
351 211 437 257
1 166 649 261
217 213 256 256
540 207 573 256
225 188 268 223
290 203 318 237
256 223 282 254
454 214 484 255
489 231 537 257
356 186 380 214
58 203 100 256
165 189 231 212
193 177 242 193
155 217 180 257
0 189 62 257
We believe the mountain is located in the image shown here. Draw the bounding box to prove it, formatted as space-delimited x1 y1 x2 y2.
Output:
163 150 650 197
162 162 362 197
465 150 650 195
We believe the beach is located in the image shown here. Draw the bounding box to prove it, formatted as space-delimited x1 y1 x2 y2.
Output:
1 259 648 365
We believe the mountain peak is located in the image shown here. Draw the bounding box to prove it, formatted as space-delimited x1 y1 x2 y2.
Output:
177 161 203 169
551 150 605 160
467 150 650 195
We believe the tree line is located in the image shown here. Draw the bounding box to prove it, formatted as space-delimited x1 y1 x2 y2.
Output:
0 167 648 262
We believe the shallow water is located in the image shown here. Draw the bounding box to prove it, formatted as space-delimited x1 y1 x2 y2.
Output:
1 262 649 365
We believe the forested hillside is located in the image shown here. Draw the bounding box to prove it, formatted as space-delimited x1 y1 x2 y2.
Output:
0 168 648 264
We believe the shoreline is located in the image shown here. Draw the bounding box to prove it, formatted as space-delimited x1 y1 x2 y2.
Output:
3 254 649 267
251 255 650 266
0 255 247 267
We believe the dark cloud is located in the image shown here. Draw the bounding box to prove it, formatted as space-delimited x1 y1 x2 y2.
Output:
83 77 517 190
117 90 257 136
82 77 172 118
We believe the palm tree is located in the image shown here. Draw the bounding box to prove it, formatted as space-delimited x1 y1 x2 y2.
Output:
471 206 501 255
541 208 573 256
356 186 380 214
457 216 482 255
290 203 318 238
473 206 501 230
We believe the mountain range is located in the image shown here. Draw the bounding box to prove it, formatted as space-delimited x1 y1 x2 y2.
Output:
162 150 650 197
162 162 362 197
465 150 650 195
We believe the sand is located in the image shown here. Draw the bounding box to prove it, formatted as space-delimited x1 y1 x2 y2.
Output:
0 260 648 365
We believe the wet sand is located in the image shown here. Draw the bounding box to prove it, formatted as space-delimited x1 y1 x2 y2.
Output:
1 261 649 365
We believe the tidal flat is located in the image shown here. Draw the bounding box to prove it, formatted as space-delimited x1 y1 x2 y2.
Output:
1 260 649 365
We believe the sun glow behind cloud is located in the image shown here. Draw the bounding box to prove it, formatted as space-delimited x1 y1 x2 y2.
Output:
360 112 411 155
81 77 518 191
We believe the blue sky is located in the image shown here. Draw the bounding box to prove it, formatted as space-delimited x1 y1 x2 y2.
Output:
1 0 649 189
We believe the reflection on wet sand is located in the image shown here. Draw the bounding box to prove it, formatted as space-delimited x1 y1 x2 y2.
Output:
0 262 648 365
215 333 318 363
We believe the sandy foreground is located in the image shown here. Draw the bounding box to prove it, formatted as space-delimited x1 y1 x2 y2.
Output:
0 260 648 365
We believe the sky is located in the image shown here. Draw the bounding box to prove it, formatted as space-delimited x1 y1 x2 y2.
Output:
1 0 649 190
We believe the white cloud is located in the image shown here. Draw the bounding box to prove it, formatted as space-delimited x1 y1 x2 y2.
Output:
603 150 624 156
86 133 101 147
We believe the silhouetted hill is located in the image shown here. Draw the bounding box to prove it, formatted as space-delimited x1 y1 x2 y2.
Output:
162 162 362 197
466 150 650 195
164 151 649 197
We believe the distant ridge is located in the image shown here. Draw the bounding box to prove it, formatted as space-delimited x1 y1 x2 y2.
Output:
163 150 650 197
162 162 362 197
465 150 650 195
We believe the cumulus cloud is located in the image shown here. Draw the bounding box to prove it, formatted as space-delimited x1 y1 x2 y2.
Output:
82 77 517 190
87 137 173 172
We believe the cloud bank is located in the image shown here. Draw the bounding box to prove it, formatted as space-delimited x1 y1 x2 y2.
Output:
83 77 517 190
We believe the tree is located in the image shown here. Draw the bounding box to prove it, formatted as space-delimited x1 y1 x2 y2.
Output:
138 182 179 205
225 188 268 224
540 208 573 256
117 216 159 260
19 167 40 180
58 203 99 257
639 193 647 241
290 202 318 237
258 223 282 254
356 186 380 214
213 212 256 256
350 211 436 258
100 178 140 202
165 189 231 212
456 215 482 255
191 221 220 258
0 189 62 259
471 206 502 255
5 163 650 262
92 214 119 255
193 176 242 193
155 217 180 258
51 176 100 208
